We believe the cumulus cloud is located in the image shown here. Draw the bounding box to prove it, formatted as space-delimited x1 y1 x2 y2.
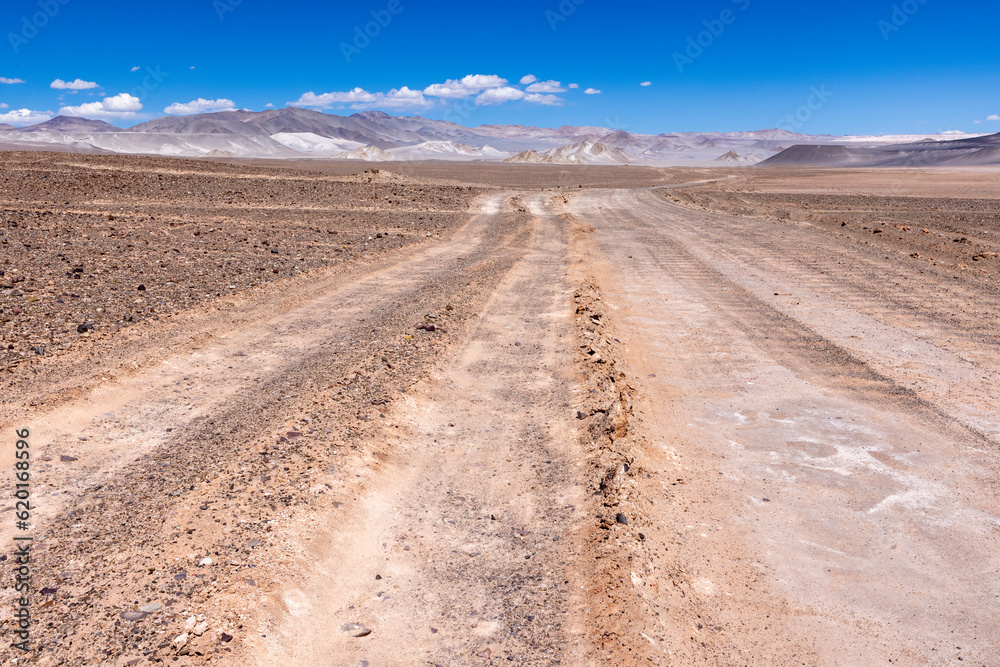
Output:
130 66 141 72
520 74 538 85
424 74 509 99
293 73 566 111
265 102 274 108
988 114 1000 121
51 78 99 90
640 81 652 87
61 93 142 119
0 108 53 125
525 79 565 93
0 103 7 109
1 77 25 84
524 93 563 106
584 88 602 95
568 83 580 89
164 98 237 115
291 86 432 110
475 86 526 106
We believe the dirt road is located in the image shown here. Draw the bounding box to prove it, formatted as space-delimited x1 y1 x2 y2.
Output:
567 187 1000 665
3 164 999 666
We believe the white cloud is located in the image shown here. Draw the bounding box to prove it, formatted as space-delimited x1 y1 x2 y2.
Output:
61 92 142 119
640 81 652 87
291 86 432 110
568 83 579 89
164 98 237 115
292 73 565 111
0 103 7 109
520 74 538 85
525 93 563 106
265 102 274 108
988 114 1000 121
51 78 99 90
0 108 53 125
0 77 25 84
525 79 565 93
584 88 602 95
475 86 527 106
130 66 141 72
424 74 508 98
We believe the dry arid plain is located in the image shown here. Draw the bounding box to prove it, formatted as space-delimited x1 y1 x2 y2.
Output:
1 153 999 665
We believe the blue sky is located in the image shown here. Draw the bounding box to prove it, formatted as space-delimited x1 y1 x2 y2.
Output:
1 0 998 135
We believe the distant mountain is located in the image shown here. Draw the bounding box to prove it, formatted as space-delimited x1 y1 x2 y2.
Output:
504 141 633 165
4 107 991 166
715 150 762 164
0 123 15 131
761 132 1000 168
388 141 509 161
18 115 118 133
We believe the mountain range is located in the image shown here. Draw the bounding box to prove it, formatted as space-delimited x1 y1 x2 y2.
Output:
1 107 997 167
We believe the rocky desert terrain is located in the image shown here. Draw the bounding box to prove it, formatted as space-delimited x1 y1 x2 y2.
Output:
2 155 999 666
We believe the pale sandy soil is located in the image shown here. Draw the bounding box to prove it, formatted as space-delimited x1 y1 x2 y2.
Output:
2 158 998 666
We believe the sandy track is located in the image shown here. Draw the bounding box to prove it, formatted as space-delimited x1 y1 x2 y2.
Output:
570 188 1000 665
0 193 556 665
0 194 508 546
248 194 589 666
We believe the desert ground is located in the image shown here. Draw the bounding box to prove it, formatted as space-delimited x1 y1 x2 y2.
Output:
2 153 999 666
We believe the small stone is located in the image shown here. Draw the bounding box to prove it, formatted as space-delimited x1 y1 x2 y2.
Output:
139 603 163 613
59 455 78 462
137 284 146 291
174 571 187 581
245 578 256 587
221 633 234 643
193 621 209 636
616 513 629 525
120 611 148 622
341 623 372 638
39 587 58 595
248 539 264 548
173 633 189 648
199 557 213 566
